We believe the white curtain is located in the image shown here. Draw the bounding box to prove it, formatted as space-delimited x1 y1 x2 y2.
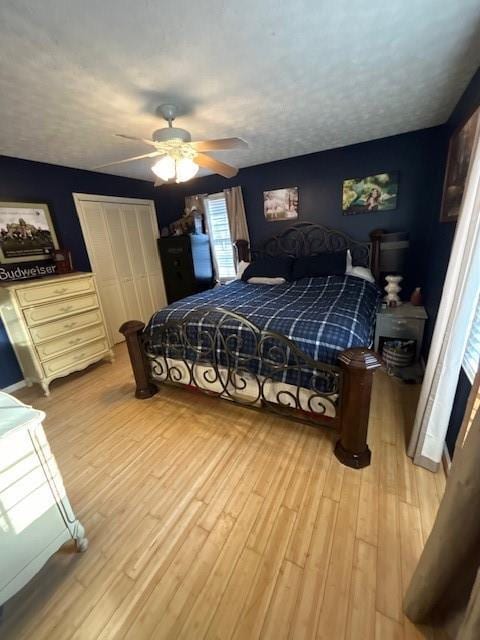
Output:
408 127 480 469
224 186 250 263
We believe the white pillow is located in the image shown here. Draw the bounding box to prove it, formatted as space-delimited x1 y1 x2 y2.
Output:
247 276 286 285
236 260 250 279
345 249 375 283
346 249 353 271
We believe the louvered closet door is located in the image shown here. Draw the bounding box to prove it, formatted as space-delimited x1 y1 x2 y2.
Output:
103 202 142 323
120 203 163 320
74 194 166 345
78 201 127 345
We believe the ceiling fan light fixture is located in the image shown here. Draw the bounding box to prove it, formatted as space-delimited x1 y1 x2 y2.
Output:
175 157 199 183
105 104 242 184
151 155 175 180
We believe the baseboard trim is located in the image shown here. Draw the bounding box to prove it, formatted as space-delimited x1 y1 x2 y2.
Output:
1 379 27 394
442 443 452 476
413 453 440 473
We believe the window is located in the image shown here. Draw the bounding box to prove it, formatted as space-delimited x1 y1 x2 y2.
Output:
204 193 236 281
463 295 480 383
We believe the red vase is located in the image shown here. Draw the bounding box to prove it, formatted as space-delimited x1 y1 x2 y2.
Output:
410 287 422 306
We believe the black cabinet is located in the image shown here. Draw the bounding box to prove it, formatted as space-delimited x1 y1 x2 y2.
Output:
158 234 214 304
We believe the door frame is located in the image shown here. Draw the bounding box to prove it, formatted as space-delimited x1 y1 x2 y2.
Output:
73 192 159 237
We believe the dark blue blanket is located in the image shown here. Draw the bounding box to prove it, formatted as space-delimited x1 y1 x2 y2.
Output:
146 276 379 389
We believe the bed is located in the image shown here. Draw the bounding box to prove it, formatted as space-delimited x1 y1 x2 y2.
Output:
121 223 383 469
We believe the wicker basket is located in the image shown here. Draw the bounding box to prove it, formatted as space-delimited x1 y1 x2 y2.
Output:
382 340 415 368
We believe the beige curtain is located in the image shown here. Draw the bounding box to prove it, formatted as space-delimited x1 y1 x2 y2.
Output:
224 186 250 262
404 409 480 639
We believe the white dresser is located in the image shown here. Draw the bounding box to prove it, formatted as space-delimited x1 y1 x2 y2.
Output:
0 392 87 608
0 272 113 395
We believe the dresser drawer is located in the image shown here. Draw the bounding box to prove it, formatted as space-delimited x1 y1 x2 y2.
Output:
376 316 423 339
23 293 100 326
36 324 106 361
16 277 95 307
29 309 105 343
42 338 109 377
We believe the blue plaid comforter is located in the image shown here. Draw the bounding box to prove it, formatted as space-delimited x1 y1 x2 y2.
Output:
145 276 379 387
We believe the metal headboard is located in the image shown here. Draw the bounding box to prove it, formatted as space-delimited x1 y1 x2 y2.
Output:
253 222 371 267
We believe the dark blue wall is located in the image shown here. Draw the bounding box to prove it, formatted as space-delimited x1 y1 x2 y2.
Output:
0 126 448 388
0 156 158 388
1 85 475 390
158 127 447 299
431 66 480 455
423 66 480 352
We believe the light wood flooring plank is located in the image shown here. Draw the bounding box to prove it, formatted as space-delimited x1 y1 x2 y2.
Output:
205 546 262 640
177 492 264 639
232 505 297 640
345 540 377 640
288 497 337 640
356 478 379 547
376 611 404 639
0 347 445 640
260 559 303 640
377 490 403 623
316 469 361 639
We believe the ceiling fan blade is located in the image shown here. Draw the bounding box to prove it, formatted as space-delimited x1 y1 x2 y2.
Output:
194 153 238 178
191 137 248 152
154 177 166 187
93 151 163 170
115 133 158 148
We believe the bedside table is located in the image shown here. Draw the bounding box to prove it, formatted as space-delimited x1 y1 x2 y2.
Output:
374 303 428 362
0 392 87 607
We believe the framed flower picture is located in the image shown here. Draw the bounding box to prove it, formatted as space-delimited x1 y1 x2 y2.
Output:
342 172 399 215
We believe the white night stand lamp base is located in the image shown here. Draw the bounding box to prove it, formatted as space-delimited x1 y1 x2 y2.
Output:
384 274 403 306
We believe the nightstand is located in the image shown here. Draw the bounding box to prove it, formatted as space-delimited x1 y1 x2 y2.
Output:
374 303 428 362
0 392 87 607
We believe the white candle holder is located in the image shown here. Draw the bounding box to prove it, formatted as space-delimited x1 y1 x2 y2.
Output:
384 275 403 306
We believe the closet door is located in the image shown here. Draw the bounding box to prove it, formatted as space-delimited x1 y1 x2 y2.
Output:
137 204 167 316
103 202 142 323
76 200 127 345
121 204 154 320
74 194 166 345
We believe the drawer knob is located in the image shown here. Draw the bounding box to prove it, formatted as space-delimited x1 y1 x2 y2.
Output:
60 305 73 313
69 338 81 345
64 322 76 329
54 287 68 294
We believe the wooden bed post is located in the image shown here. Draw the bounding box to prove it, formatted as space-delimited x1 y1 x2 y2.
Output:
234 239 250 263
119 320 158 399
369 228 383 284
335 348 381 469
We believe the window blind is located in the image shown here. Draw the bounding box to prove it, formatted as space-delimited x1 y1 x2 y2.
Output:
463 296 480 383
205 194 236 281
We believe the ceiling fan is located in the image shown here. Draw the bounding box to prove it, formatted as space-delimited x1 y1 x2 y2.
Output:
94 104 248 186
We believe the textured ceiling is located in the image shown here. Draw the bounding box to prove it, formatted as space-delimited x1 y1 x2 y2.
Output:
0 0 479 182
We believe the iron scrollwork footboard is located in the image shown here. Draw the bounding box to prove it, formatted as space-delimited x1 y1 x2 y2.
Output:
144 307 342 423
120 309 381 470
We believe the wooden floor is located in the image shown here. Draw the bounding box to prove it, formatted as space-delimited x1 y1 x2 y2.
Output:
2 344 446 640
